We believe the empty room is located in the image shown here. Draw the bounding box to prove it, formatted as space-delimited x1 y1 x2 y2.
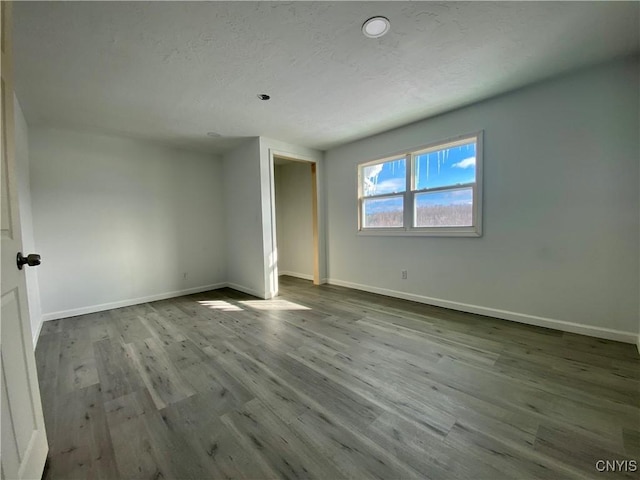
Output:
1 1 639 479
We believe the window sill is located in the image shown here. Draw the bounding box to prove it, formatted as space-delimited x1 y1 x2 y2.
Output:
357 227 482 237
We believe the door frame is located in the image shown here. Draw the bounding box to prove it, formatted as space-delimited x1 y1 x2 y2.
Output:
268 148 324 295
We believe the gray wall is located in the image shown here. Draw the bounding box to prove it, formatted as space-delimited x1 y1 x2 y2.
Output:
29 127 227 319
222 138 266 297
325 57 639 341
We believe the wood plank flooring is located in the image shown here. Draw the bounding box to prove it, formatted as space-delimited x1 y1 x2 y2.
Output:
35 276 640 479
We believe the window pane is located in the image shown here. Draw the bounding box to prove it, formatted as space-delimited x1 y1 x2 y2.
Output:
414 188 473 227
362 158 406 197
414 141 476 190
363 196 403 228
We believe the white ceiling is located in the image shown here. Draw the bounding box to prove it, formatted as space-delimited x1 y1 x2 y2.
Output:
13 1 640 154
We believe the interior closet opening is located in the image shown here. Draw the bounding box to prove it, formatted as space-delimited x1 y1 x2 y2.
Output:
272 155 319 291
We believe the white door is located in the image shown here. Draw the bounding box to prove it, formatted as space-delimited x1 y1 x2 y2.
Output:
0 2 49 479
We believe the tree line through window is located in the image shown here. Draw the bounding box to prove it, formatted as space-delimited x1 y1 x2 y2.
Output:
358 132 482 236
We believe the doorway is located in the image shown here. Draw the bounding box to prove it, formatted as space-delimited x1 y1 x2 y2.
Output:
270 153 320 294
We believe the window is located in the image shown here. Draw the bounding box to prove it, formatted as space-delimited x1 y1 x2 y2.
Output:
358 132 482 236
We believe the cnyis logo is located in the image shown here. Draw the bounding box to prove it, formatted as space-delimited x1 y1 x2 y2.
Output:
595 460 637 472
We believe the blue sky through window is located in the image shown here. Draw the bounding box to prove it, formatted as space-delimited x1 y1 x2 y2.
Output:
415 187 473 207
415 142 476 191
362 141 476 205
363 158 405 196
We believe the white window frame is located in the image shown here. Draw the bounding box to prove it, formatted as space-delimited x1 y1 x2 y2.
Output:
357 131 483 237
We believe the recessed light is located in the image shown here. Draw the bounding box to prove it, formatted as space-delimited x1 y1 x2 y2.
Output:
362 16 390 38
257 94 271 101
206 131 221 137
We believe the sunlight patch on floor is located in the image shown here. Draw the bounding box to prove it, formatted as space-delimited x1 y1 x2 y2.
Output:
239 300 311 311
198 300 243 311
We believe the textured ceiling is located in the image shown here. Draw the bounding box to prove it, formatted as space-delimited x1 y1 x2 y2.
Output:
13 1 640 154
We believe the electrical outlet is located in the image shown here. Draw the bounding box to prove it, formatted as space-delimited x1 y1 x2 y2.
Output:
401 269 408 280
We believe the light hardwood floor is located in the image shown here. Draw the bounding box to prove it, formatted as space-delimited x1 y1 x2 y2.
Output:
36 276 640 479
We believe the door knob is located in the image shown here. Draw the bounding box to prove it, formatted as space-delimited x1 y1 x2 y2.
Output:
17 252 41 270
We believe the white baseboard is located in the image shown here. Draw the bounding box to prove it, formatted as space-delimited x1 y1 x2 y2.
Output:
32 317 43 351
225 282 264 299
36 276 640 348
41 283 227 322
279 271 314 281
328 278 637 345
